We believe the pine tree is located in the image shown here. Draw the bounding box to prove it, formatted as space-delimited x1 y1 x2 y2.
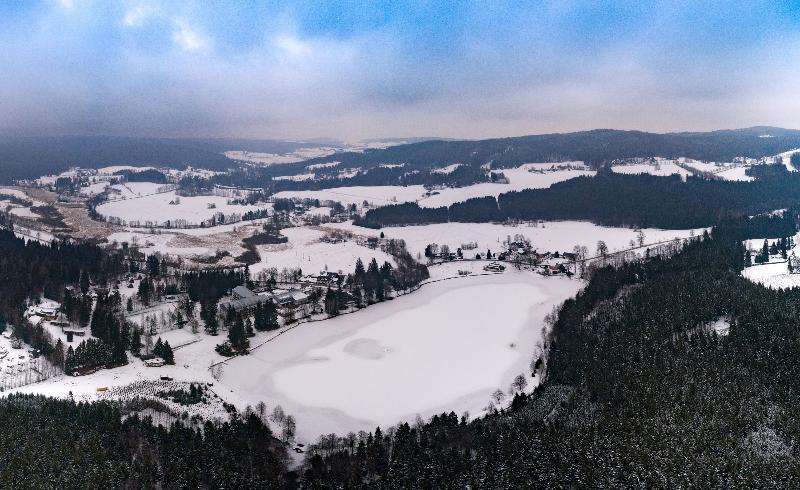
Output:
79 270 90 295
325 288 339 316
265 300 279 330
161 341 175 364
153 338 164 358
354 258 366 285
228 315 248 352
130 328 142 356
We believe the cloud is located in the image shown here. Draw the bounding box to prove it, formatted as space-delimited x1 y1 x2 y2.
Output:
1 1 799 141
171 19 207 51
122 3 159 27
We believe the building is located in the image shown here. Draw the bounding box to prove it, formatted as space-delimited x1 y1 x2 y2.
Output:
315 271 344 286
30 300 60 319
220 286 273 316
144 358 166 367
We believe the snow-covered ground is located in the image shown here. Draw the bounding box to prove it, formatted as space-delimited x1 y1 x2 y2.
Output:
96 184 270 227
225 148 338 166
274 185 427 207
775 148 800 172
79 182 111 196
0 188 31 200
250 227 396 276
742 262 796 289
741 234 799 289
611 162 692 180
273 173 316 182
418 165 595 208
716 166 754 181
221 270 581 442
432 163 463 174
9 207 39 218
274 164 593 210
323 220 705 260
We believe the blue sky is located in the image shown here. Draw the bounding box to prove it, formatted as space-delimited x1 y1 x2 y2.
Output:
1 0 799 141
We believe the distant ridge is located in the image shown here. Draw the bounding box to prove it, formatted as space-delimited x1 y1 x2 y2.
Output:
1 128 798 184
301 127 800 169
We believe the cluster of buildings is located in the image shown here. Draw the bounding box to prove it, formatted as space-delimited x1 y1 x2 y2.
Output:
219 285 313 320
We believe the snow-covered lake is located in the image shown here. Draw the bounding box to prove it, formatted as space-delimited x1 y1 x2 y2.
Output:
220 270 580 442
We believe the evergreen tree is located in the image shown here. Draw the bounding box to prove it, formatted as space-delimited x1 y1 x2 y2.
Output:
79 270 90 295
228 314 249 352
324 288 339 316
161 341 175 365
130 328 142 356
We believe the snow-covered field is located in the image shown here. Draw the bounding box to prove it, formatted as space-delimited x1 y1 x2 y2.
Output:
432 163 463 174
273 173 316 182
273 165 594 209
611 162 692 180
418 165 595 208
96 185 270 227
715 166 754 181
250 227 396 276
323 220 705 259
0 188 30 200
742 262 797 289
274 185 427 207
742 234 800 289
225 148 338 166
79 182 111 196
221 270 581 442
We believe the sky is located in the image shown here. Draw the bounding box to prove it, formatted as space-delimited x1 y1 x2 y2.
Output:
1 0 800 142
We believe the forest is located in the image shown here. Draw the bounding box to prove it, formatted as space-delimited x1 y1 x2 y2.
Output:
359 168 800 229
0 394 287 488
302 127 800 171
299 212 800 487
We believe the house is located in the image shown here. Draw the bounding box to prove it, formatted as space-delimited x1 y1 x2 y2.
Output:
144 358 166 367
315 271 344 286
232 285 256 300
274 289 312 320
274 289 309 307
32 300 60 319
220 286 273 315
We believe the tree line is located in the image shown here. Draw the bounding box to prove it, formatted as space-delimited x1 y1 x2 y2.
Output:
357 168 800 230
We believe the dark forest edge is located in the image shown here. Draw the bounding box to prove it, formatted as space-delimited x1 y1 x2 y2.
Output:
356 166 800 230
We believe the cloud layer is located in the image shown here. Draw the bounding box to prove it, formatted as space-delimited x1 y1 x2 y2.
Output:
1 1 799 141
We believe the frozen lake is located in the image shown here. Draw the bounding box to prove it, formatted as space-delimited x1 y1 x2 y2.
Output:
220 270 581 442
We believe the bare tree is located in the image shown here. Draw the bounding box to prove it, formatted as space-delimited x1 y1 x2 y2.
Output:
636 229 646 247
211 363 224 381
511 373 528 393
271 405 286 424
282 415 296 443
256 401 267 421
492 389 505 405
596 240 608 257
